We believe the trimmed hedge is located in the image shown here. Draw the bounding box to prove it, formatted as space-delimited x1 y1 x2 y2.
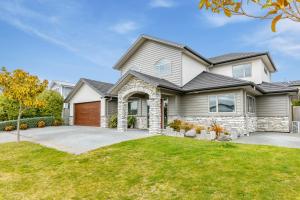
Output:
0 116 54 131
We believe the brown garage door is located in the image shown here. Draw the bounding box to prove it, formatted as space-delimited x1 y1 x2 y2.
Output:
74 101 100 126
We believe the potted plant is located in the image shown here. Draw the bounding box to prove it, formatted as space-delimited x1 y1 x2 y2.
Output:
127 116 136 128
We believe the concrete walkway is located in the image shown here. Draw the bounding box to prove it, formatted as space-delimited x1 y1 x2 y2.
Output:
233 132 300 149
0 126 153 154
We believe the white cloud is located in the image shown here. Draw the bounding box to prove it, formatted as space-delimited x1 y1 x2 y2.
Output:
109 21 139 34
202 12 251 27
149 0 175 8
241 20 300 59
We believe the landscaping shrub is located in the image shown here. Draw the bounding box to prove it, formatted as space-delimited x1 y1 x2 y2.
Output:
37 121 46 128
210 121 224 138
53 119 63 126
0 116 54 131
195 125 205 134
4 125 15 131
20 123 28 130
292 100 300 106
127 116 136 128
168 119 182 132
180 122 194 132
37 90 64 120
109 114 118 128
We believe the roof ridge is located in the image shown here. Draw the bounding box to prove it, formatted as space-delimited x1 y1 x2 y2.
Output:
81 78 114 85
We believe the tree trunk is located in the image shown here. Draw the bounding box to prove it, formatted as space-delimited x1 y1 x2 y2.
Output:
17 105 22 143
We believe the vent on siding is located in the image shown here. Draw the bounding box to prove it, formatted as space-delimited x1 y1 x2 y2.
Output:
292 121 300 133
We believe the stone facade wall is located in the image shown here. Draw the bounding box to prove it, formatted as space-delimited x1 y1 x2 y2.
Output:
117 77 161 134
246 116 257 133
257 117 290 132
182 116 248 136
101 116 108 128
136 116 147 129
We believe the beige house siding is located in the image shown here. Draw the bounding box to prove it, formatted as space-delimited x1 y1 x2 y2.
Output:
180 89 244 117
107 100 118 116
120 40 182 86
256 95 289 117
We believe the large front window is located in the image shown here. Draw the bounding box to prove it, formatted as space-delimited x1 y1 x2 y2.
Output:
155 59 172 76
232 63 252 78
128 100 138 115
209 94 235 113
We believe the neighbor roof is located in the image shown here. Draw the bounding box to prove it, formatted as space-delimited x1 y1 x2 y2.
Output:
65 78 114 102
49 80 75 89
274 80 300 87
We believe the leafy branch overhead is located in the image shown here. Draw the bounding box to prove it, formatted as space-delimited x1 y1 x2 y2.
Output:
198 0 300 31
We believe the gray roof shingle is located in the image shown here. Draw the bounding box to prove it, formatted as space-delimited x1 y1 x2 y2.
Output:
81 78 114 96
257 82 298 93
209 52 266 64
182 71 253 92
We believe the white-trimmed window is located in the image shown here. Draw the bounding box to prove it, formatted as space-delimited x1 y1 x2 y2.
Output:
155 59 172 76
209 94 236 113
232 63 252 78
128 100 138 115
247 95 256 113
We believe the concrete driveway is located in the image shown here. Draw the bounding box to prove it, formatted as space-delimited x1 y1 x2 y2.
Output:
0 126 153 154
233 132 300 148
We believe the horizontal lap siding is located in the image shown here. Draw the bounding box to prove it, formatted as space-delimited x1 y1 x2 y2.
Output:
180 90 243 116
121 40 182 86
107 100 118 116
256 95 289 117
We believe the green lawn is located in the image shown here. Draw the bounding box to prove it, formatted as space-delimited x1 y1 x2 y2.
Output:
1 136 300 200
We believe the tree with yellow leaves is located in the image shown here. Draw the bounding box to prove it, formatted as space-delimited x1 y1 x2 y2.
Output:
198 0 300 32
0 68 48 142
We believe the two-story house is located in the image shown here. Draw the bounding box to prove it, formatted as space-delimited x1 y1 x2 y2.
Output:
65 34 298 135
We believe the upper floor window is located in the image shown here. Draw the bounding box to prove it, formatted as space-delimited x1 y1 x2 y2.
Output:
155 59 172 76
209 94 235 113
128 100 138 115
232 63 252 78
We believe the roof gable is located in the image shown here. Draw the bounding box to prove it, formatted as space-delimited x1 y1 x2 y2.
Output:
65 78 114 102
113 34 211 70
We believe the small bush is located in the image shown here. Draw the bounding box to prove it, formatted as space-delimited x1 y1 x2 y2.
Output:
180 122 194 132
4 125 14 131
0 116 54 131
127 116 136 128
37 121 46 128
53 119 63 126
210 121 224 138
292 100 300 106
195 125 205 134
109 114 118 128
168 119 182 132
20 123 28 130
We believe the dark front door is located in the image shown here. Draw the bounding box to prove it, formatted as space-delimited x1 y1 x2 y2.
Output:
161 98 168 129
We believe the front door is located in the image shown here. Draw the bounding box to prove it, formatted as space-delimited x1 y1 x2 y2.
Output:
161 98 168 129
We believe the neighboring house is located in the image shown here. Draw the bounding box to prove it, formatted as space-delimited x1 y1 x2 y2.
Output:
65 34 299 135
49 80 75 99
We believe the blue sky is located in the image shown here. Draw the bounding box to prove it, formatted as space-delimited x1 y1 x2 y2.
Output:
0 0 299 84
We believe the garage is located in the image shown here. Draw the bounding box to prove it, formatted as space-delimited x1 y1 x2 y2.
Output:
74 101 100 126
65 78 117 127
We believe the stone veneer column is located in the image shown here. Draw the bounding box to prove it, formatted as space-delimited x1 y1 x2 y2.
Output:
148 94 161 134
117 98 128 132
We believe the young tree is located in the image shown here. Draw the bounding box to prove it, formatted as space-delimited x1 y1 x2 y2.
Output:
198 0 300 32
0 68 48 142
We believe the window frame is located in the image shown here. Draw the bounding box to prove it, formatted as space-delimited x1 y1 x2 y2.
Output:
128 100 138 116
232 63 252 78
154 58 172 76
246 95 256 113
208 94 236 113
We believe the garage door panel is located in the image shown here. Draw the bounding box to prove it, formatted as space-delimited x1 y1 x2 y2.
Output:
74 101 100 126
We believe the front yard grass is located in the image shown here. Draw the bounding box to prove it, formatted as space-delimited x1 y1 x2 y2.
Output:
1 136 300 199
